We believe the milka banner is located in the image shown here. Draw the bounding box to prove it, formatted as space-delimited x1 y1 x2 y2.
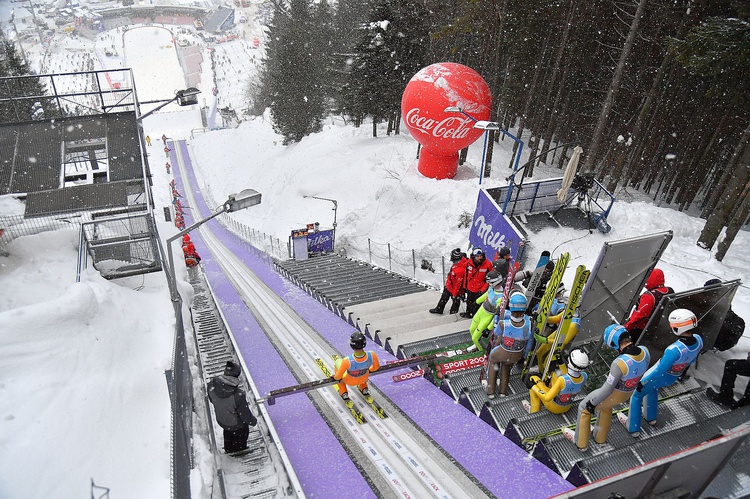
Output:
307 229 335 253
469 189 525 260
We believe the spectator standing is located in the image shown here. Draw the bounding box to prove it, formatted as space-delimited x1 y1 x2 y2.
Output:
430 248 468 315
183 240 201 267
460 248 493 318
145 135 151 146
207 361 257 454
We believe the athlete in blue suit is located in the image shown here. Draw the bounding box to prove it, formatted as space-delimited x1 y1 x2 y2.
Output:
625 309 702 435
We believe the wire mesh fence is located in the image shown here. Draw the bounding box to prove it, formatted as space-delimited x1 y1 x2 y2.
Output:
200 187 446 290
0 212 81 256
79 213 161 280
343 236 446 290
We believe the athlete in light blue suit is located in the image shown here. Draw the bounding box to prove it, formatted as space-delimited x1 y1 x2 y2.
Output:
626 308 702 435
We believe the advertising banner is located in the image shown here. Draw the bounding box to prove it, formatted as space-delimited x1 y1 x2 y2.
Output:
401 62 492 179
469 189 525 260
307 229 334 254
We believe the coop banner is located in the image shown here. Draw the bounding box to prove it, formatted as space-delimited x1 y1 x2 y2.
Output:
307 229 334 253
470 189 524 259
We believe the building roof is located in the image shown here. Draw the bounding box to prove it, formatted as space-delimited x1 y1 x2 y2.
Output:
0 112 147 217
204 6 234 34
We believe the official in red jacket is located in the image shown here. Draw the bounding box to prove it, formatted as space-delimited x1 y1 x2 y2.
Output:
624 268 672 343
183 241 201 267
429 248 468 314
460 248 493 318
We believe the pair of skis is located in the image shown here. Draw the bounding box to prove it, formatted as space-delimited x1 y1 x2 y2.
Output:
258 348 468 405
314 357 379 423
539 264 590 382
520 252 571 380
523 251 551 303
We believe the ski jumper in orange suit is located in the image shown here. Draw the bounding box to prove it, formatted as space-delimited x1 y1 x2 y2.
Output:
333 350 380 396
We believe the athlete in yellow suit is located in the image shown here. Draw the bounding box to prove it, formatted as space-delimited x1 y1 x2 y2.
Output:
333 331 380 399
527 349 589 414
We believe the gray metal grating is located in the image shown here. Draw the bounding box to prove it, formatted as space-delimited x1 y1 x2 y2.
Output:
541 392 740 479
578 405 750 483
187 268 286 498
275 254 428 308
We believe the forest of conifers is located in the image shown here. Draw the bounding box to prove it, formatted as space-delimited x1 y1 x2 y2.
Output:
261 0 749 258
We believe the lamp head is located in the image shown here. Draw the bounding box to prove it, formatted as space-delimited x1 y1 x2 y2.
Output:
225 189 261 212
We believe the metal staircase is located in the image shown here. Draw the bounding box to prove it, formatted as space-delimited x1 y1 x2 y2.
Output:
275 254 428 316
187 267 295 498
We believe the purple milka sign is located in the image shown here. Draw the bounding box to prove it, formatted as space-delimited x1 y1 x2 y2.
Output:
469 189 524 260
307 229 334 253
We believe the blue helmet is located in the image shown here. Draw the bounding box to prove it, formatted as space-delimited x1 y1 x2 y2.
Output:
508 292 527 312
603 324 628 350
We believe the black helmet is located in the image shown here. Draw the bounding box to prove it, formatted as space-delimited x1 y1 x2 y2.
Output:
350 331 367 350
499 247 511 258
450 248 462 262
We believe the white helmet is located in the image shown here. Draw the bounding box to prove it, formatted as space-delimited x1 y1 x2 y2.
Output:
567 349 589 374
668 308 697 335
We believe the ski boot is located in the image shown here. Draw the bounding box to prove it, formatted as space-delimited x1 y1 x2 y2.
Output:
429 308 443 314
340 391 350 401
360 387 370 397
706 387 734 408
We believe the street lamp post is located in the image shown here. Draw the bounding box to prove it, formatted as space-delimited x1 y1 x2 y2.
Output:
165 189 261 302
444 106 524 187
137 87 201 121
303 195 338 250
473 120 501 185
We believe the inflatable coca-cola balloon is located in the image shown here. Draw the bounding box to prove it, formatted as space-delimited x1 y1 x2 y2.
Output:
402 63 492 179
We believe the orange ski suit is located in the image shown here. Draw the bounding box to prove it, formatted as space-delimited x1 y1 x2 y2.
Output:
333 350 380 395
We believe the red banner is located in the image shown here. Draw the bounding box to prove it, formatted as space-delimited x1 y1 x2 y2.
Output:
392 369 425 382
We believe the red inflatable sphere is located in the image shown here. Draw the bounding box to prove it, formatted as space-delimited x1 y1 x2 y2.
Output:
402 63 492 179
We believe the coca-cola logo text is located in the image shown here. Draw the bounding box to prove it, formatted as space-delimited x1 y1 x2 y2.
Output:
405 108 473 140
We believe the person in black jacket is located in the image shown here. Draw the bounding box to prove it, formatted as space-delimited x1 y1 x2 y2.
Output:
705 279 746 352
208 361 257 453
707 352 750 410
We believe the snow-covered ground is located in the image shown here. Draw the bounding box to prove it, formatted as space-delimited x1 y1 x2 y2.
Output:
0 3 748 498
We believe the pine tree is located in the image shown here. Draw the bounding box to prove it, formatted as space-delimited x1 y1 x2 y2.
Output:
264 0 327 144
0 40 51 124
342 0 428 136
669 17 750 252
